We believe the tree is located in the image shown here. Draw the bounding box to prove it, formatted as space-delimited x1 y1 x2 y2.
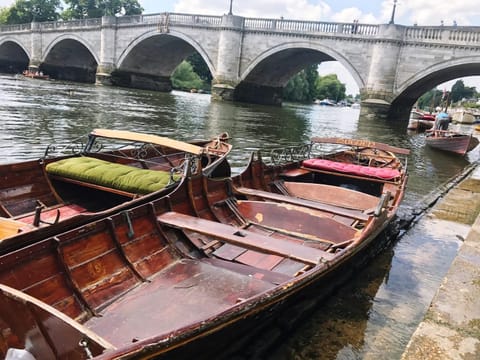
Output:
283 65 319 103
450 79 475 103
0 0 61 24
62 0 142 20
171 61 204 91
315 74 346 102
186 52 212 84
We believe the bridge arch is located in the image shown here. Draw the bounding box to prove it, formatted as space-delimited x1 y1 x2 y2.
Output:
41 34 99 83
390 57 480 119
0 39 30 73
113 30 215 91
235 41 364 105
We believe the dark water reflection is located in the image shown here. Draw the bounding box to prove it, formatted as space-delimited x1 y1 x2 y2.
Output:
1 74 478 359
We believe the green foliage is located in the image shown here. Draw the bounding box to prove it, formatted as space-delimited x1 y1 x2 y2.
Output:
0 0 143 23
315 74 346 102
417 80 478 111
0 0 61 24
186 52 212 84
450 79 476 103
62 0 143 19
171 61 205 91
283 65 320 103
417 89 443 111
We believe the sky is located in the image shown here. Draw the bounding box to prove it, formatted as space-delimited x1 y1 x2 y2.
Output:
1 0 479 94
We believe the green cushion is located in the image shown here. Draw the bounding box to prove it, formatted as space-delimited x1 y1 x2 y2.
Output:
46 157 180 195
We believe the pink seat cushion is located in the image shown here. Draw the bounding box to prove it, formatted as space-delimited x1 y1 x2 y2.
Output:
302 159 400 180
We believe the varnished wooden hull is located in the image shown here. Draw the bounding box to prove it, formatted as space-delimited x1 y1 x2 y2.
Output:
0 131 231 253
0 139 408 360
426 132 479 155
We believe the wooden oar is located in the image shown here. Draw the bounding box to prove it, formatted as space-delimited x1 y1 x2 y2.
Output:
311 137 410 155
91 129 205 155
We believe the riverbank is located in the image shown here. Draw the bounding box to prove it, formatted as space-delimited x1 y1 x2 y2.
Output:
401 163 480 359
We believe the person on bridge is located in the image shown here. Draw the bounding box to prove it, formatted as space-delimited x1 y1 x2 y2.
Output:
434 111 450 131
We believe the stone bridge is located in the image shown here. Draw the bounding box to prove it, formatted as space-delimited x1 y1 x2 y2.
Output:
1 12 480 119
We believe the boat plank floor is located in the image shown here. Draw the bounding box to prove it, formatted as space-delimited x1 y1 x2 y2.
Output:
84 259 275 346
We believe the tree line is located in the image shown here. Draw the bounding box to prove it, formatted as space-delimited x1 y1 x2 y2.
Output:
416 80 479 111
173 56 352 104
0 0 143 24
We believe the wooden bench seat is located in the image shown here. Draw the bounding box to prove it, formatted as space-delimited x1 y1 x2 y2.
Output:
301 158 401 183
46 156 179 197
158 212 335 266
234 186 370 222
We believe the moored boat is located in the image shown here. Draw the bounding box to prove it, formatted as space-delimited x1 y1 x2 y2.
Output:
451 109 475 124
407 110 435 131
0 129 231 252
425 130 479 155
22 69 50 80
0 137 409 360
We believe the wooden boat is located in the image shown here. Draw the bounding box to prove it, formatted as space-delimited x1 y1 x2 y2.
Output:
451 110 475 124
425 130 479 155
0 138 409 360
0 129 231 252
407 110 435 131
22 70 50 80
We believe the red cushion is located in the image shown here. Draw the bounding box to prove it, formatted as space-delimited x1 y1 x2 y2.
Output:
302 159 400 180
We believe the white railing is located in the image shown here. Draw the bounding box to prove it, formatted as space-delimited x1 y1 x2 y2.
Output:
0 12 479 47
243 17 379 37
405 26 480 45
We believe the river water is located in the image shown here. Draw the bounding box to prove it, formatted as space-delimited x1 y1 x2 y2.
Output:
1 74 479 359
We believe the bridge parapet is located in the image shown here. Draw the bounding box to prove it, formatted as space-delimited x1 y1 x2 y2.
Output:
244 17 378 36
405 26 480 45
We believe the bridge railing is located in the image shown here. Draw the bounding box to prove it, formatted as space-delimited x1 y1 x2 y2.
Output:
40 18 102 30
243 17 379 36
0 23 31 32
1 12 480 47
115 12 223 28
405 26 480 44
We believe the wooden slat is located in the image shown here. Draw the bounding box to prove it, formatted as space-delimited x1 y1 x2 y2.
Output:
158 212 335 265
91 129 204 155
234 186 370 221
311 137 411 155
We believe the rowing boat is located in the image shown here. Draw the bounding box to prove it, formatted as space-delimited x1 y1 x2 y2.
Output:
0 129 231 252
0 137 409 359
425 130 479 155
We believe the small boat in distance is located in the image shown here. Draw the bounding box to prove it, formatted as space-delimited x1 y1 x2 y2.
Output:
407 110 435 132
425 129 479 155
22 69 49 80
0 129 231 253
451 109 475 124
0 137 409 360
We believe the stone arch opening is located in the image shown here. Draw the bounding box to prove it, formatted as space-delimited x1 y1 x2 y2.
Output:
390 61 480 121
113 33 212 92
235 47 361 106
0 41 29 74
42 38 98 83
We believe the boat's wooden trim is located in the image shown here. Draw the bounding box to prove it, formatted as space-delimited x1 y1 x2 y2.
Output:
234 186 370 221
0 284 115 354
91 129 205 155
157 212 335 265
311 137 411 155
